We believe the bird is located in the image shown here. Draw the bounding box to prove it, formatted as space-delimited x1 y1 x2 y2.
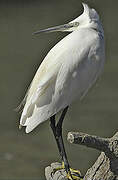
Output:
18 3 105 180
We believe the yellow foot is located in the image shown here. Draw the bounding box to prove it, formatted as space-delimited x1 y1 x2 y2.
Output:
53 162 82 180
67 168 82 180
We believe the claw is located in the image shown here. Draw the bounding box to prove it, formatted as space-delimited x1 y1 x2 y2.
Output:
52 162 82 180
66 171 73 180
67 168 82 180
70 168 82 179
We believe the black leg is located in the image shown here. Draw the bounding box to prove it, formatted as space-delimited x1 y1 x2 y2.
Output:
50 115 62 157
50 106 71 175
56 106 70 173
50 107 83 180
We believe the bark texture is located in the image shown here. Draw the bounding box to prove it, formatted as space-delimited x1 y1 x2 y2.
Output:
68 132 118 180
45 132 118 180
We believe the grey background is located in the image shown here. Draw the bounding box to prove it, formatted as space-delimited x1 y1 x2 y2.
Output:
0 0 118 179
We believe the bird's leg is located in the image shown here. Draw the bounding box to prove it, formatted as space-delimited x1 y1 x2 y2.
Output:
50 115 62 157
55 106 71 174
50 107 71 177
50 107 82 180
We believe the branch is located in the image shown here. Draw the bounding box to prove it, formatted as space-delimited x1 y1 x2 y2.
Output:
67 132 118 159
45 132 118 180
67 131 118 180
67 132 110 153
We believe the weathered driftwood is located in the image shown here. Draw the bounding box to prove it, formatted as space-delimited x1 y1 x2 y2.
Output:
45 132 118 180
68 132 118 180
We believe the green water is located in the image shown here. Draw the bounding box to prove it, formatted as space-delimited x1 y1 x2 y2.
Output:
0 0 118 179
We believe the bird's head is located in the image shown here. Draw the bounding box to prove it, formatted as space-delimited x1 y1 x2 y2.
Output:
33 3 103 35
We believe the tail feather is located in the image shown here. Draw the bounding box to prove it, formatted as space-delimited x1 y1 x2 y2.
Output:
21 104 53 133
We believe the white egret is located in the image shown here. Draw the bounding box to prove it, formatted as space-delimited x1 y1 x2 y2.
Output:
19 3 105 180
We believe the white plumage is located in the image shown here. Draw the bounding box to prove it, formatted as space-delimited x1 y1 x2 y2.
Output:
20 3 105 133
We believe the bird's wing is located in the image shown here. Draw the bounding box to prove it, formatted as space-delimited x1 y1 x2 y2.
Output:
20 29 102 133
20 61 60 127
20 51 89 133
20 40 67 129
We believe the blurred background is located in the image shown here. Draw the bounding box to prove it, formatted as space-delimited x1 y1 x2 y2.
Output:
0 0 118 179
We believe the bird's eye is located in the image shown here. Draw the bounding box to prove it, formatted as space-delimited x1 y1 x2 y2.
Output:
73 22 79 27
